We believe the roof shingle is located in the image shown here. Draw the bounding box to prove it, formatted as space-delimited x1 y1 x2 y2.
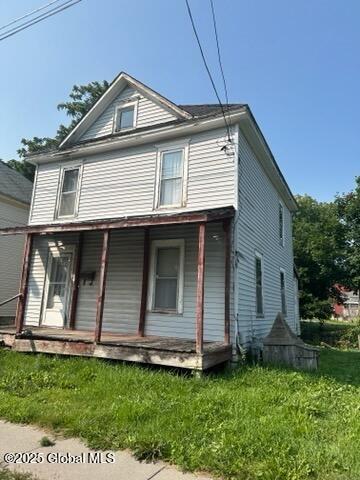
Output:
0 161 33 205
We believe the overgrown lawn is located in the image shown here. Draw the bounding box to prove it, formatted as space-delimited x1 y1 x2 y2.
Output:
0 348 359 479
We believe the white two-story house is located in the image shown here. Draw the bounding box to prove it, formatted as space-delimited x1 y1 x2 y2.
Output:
0 72 299 370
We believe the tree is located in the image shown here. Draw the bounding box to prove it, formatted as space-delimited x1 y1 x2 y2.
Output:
293 195 347 319
7 80 109 182
336 177 360 302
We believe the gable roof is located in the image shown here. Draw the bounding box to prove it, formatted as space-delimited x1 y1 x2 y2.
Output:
0 161 33 205
59 72 193 149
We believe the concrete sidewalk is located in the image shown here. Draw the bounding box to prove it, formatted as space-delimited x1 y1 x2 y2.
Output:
0 420 213 480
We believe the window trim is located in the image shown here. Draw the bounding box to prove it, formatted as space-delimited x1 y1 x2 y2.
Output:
255 251 264 318
113 98 138 133
147 239 185 314
280 267 287 317
279 201 285 247
55 164 83 220
154 141 189 210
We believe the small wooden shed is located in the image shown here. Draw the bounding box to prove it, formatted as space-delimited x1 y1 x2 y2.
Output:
263 313 319 370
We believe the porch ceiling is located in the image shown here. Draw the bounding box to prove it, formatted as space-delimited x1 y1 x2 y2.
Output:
0 206 235 236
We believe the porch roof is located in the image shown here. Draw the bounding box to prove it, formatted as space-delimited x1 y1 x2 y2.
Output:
0 206 235 236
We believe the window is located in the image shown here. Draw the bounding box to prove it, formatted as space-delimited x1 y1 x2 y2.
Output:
255 253 264 316
57 167 80 218
279 202 284 246
280 269 287 316
148 239 185 313
158 149 184 207
114 101 137 132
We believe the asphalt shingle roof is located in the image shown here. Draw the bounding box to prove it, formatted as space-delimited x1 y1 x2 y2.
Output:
178 103 246 117
0 161 33 205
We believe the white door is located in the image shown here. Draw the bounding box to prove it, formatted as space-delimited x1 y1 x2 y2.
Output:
42 249 74 328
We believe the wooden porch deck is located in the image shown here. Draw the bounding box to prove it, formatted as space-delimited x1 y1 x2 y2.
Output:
0 326 232 370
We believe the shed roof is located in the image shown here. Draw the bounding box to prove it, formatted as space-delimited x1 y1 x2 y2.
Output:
0 161 33 205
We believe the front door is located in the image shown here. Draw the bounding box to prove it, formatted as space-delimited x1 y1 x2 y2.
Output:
42 248 74 328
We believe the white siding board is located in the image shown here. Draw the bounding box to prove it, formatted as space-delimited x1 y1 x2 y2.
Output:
235 128 296 346
80 87 177 142
24 225 226 342
0 200 29 318
30 127 235 225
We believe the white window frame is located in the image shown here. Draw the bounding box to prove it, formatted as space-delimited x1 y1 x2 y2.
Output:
147 239 185 314
280 268 287 316
255 251 264 317
55 164 83 220
154 140 189 210
279 201 285 246
113 98 138 133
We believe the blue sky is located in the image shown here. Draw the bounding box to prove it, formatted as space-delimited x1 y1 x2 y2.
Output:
0 0 359 201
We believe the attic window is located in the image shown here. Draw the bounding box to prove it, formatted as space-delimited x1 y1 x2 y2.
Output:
114 101 137 132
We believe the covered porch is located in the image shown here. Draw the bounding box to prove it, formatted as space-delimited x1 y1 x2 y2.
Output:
0 207 234 370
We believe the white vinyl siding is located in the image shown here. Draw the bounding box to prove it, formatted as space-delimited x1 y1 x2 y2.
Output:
80 87 177 142
235 127 297 344
30 127 235 225
0 199 29 319
24 223 226 342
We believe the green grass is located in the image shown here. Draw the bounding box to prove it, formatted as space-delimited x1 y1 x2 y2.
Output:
0 349 359 480
301 319 360 349
0 468 36 480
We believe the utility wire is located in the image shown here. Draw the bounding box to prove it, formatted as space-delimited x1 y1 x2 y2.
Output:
0 0 77 39
209 0 229 105
0 0 63 31
185 0 232 142
0 0 82 42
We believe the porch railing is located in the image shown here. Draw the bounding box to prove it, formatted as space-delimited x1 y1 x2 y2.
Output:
0 293 22 308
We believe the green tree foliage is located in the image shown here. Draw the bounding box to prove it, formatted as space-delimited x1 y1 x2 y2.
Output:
7 80 109 182
336 176 360 295
293 195 347 319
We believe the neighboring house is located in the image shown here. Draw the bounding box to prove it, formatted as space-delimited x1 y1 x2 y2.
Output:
333 285 359 320
0 161 32 323
0 72 299 370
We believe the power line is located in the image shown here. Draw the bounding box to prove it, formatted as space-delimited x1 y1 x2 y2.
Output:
184 0 232 142
209 0 229 106
0 0 78 40
0 0 64 32
0 0 82 42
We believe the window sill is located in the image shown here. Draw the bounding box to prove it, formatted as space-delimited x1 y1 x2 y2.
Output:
256 314 265 319
148 309 183 316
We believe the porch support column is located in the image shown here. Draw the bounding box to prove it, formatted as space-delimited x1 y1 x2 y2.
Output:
138 228 150 337
223 219 231 344
68 232 84 330
15 233 33 334
195 222 206 354
94 230 110 343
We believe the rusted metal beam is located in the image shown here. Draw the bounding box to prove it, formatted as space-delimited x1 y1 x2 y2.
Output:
15 233 33 334
94 230 110 343
0 206 235 236
138 228 150 337
223 219 231 344
195 222 206 354
68 232 84 330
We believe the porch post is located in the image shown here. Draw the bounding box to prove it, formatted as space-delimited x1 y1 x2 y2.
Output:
223 219 231 344
138 227 150 337
15 233 33 334
94 230 110 343
195 222 206 354
68 232 84 330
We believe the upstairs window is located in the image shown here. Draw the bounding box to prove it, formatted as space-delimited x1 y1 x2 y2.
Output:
57 167 80 218
279 202 284 246
114 101 137 132
280 269 287 316
148 239 185 313
255 253 264 316
157 149 184 207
